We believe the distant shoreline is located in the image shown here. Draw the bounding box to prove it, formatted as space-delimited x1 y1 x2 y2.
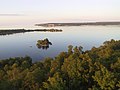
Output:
35 22 120 27
0 29 62 35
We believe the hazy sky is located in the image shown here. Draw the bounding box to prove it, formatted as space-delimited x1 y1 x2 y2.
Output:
0 0 120 26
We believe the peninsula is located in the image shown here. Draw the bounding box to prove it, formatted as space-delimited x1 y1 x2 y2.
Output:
0 29 62 35
35 22 120 27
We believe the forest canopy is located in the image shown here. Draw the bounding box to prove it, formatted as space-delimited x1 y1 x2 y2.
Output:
0 39 120 90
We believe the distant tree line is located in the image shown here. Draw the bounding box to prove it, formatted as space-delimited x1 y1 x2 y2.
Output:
0 39 120 90
35 22 120 27
0 29 62 35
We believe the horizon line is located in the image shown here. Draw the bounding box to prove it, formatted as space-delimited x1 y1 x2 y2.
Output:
0 14 24 16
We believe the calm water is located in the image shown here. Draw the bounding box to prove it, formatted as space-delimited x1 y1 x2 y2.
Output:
0 25 120 61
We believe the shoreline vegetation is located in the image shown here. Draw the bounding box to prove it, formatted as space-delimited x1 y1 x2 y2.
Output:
0 29 62 35
35 22 120 27
0 39 120 89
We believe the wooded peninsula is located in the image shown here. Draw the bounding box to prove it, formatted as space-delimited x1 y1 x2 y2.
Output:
35 22 120 27
0 29 62 35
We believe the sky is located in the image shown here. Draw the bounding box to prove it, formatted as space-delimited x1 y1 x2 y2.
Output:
0 0 120 27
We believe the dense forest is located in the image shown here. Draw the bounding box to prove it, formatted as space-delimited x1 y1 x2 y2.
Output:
0 39 120 90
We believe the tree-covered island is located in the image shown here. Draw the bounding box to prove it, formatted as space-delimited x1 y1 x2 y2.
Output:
36 38 52 49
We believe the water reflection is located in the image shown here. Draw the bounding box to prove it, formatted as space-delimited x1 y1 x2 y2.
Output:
37 45 50 50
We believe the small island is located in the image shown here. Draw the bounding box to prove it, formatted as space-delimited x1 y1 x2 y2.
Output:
36 38 52 49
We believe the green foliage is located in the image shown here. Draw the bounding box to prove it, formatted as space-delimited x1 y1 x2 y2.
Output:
92 63 116 90
37 38 52 47
0 39 120 90
42 72 67 90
